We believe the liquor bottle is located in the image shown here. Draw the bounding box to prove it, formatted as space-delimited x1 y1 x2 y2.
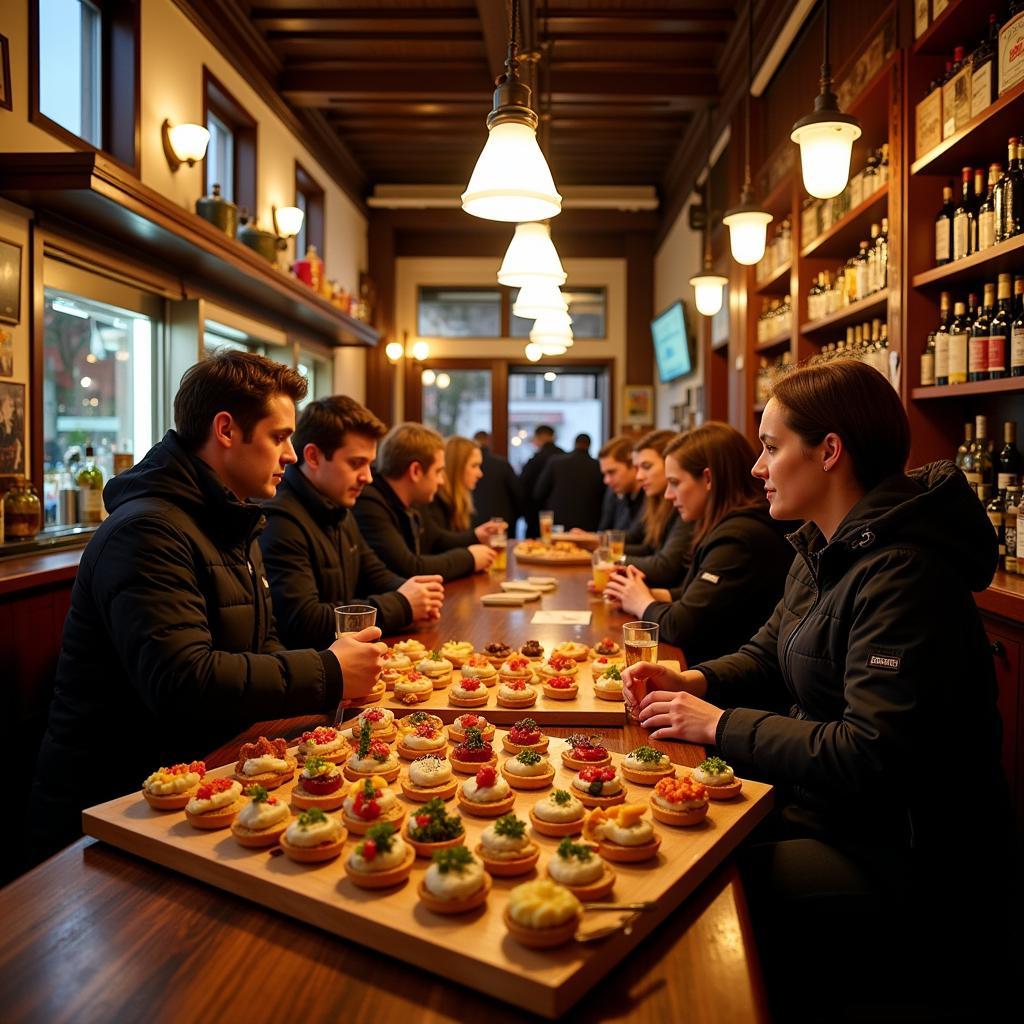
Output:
971 169 985 253
987 489 1005 565
879 143 889 186
952 167 975 260
1013 275 1024 376
989 273 1012 380
998 421 1023 492
947 299 971 384
867 223 880 294
875 217 888 292
970 415 994 500
935 184 955 265
854 241 870 300
994 140 1015 242
971 14 999 117
955 421 974 473
969 282 995 381
935 291 952 385
1006 486 1021 574
76 446 104 525
1002 137 1023 241
977 164 1002 251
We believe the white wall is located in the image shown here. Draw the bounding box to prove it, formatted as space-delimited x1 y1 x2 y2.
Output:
653 195 705 429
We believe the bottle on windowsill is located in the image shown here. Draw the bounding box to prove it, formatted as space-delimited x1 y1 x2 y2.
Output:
75 446 105 526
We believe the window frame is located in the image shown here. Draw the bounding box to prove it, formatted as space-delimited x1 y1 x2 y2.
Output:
202 67 258 219
29 0 141 175
294 161 325 261
508 285 608 341
416 285 505 340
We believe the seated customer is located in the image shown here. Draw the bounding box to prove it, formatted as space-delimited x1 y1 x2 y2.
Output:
621 429 693 587
353 422 495 579
596 435 645 538
534 433 606 531
260 396 445 649
605 423 791 665
422 435 503 547
624 360 1011 1020
30 351 386 859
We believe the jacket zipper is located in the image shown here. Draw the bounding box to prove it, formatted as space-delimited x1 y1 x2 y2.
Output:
781 548 821 686
247 555 261 652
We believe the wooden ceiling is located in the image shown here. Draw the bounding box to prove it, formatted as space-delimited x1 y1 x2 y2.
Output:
238 0 738 190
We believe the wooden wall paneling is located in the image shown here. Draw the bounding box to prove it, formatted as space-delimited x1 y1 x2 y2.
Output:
365 214 396 424
29 223 45 493
624 231 654 387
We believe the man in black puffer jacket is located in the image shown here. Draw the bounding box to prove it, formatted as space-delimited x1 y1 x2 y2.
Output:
30 352 385 860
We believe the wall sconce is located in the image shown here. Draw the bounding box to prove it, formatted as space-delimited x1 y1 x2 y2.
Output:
385 341 404 363
409 339 430 362
272 205 305 239
162 119 210 171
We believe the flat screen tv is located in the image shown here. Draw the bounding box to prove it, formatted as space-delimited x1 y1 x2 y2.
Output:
651 301 694 383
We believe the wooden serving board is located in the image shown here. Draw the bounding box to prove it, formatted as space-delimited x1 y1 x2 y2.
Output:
513 549 592 566
83 732 773 1019
376 661 682 725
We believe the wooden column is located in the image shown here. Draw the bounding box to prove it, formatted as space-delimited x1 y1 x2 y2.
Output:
365 213 395 424
624 231 654 390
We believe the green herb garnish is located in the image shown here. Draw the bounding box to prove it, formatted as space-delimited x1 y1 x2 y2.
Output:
515 750 542 766
551 788 572 806
699 756 729 774
407 711 429 726
462 726 485 750
493 813 527 839
556 837 593 861
362 777 377 798
357 821 396 857
513 717 539 732
432 845 474 874
244 784 269 803
429 650 443 661
357 720 372 759
603 665 622 681
631 745 663 765
297 807 328 828
567 732 601 749
303 755 326 774
408 798 465 842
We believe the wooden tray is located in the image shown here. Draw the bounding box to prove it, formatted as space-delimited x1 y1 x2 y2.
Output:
376 661 681 725
83 733 773 1019
513 549 592 566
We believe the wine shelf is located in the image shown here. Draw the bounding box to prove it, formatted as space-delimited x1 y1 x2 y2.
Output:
912 0 989 58
975 571 1024 624
800 184 889 261
800 293 888 338
755 333 791 353
911 378 1024 400
912 233 1024 289
754 260 792 295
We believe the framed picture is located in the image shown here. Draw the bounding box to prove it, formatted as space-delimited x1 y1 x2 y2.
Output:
0 327 13 377
0 238 22 324
623 385 654 426
0 381 26 476
0 34 10 112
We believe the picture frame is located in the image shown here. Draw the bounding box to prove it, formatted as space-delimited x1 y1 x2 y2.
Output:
0 380 26 476
0 33 11 113
623 385 654 426
0 326 13 377
0 237 22 325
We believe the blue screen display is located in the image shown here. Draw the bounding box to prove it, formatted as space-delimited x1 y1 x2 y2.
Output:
651 302 692 383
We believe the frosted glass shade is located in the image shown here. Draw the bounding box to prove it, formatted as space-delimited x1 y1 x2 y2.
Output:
167 122 210 164
689 273 729 316
273 205 305 238
524 343 543 362
513 279 568 320
462 122 562 223
722 209 773 266
790 118 862 199
497 222 566 286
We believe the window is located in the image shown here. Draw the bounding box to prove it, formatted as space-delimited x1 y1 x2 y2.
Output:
203 319 270 358
510 287 607 339
421 369 492 438
32 0 140 170
418 288 502 338
297 350 332 408
295 162 325 260
203 68 257 217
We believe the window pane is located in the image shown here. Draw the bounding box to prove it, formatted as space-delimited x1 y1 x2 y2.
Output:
43 289 154 507
418 288 501 338
510 287 607 339
295 191 308 257
297 351 331 408
39 0 102 146
206 112 235 202
421 370 491 438
203 320 267 358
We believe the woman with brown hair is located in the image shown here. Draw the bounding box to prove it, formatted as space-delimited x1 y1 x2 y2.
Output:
623 359 1010 1020
619 428 694 587
605 422 791 664
421 435 499 548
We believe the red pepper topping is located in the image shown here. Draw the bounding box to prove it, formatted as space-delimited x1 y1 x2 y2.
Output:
459 715 480 728
362 708 385 723
505 656 530 671
505 678 527 691
475 765 497 787
572 743 608 761
196 778 236 800
416 813 431 829
300 727 338 745
362 838 378 861
459 678 482 691
547 675 574 690
369 739 391 761
414 723 438 739
168 760 206 777
579 766 617 783
548 653 573 670
509 725 541 744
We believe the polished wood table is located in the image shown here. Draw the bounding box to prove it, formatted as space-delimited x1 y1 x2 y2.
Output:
0 555 769 1023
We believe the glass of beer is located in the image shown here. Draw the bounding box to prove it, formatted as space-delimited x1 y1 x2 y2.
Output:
334 604 377 638
539 509 554 543
591 547 614 593
623 620 659 722
606 529 626 562
490 527 508 572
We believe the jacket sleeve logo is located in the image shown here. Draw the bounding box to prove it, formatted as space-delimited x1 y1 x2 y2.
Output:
868 653 901 671
700 571 720 584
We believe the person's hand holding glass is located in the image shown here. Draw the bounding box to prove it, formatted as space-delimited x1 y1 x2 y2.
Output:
329 604 386 722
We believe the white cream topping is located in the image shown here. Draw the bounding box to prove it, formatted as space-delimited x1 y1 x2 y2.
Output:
424 856 486 899
462 776 511 802
540 661 578 677
285 813 343 848
652 792 706 811
503 756 551 778
572 774 622 796
144 769 202 795
348 753 398 773
441 642 473 659
595 677 623 693
343 787 397 817
395 676 431 693
624 752 670 772
186 780 242 814
417 657 453 676
548 853 604 885
393 640 427 657
237 798 289 830
498 683 536 701
454 716 490 733
348 835 408 872
358 709 395 732
242 755 290 776
592 818 655 846
480 825 531 857
299 734 346 755
383 651 413 670
460 661 497 680
533 794 585 822
693 765 735 787
409 758 453 787
403 732 446 750
450 681 487 699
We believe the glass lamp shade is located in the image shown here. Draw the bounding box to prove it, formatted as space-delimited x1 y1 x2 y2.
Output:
722 207 773 266
462 121 562 223
512 278 568 320
790 117 862 199
167 122 210 164
534 341 568 356
497 222 566 286
531 309 573 337
385 341 404 362
524 343 544 362
273 205 305 238
689 273 729 317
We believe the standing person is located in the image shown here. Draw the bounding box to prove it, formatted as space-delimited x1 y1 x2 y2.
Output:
422 435 504 547
595 434 645 537
471 430 523 531
260 396 445 650
604 423 791 665
534 433 606 531
519 424 564 537
624 360 1011 1021
30 351 386 860
353 422 495 580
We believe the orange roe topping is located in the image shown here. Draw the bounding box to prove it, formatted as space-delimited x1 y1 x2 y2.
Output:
168 760 206 776
547 675 574 689
196 778 236 800
655 776 708 804
459 678 482 691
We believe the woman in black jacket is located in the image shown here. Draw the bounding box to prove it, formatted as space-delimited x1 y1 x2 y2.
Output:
605 422 791 665
421 435 500 550
625 360 1011 1019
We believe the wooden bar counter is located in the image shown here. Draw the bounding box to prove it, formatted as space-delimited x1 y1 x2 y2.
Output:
0 554 769 1023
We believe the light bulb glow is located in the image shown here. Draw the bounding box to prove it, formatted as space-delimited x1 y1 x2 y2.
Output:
790 119 861 199
497 222 566 286
543 371 557 382
689 273 729 317
167 122 210 163
385 341 404 362
462 122 562 222
524 343 543 362
513 279 568 320
435 372 451 390
722 209 773 266
421 369 436 386
410 340 430 361
533 341 568 356
273 205 305 238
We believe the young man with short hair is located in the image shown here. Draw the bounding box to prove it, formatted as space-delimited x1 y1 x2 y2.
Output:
260 396 445 649
30 351 385 859
597 435 645 538
353 422 495 579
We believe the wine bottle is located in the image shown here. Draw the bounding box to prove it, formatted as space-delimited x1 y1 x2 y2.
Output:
935 291 952 385
989 273 1012 380
947 300 971 384
952 167 975 261
994 140 1015 242
1012 276 1024 377
971 169 985 254
76 446 105 526
977 164 1002 251
1003 137 1023 241
970 283 995 381
969 415 994 501
1006 486 1021 574
955 421 974 473
998 421 1023 493
920 332 936 387
935 184 955 265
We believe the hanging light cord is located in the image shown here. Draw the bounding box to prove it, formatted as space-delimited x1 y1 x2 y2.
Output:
742 0 753 199
820 0 832 94
504 0 520 79
704 107 714 271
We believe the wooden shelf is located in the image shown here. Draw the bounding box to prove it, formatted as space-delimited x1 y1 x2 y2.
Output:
911 377 1024 400
913 0 988 57
754 260 792 294
0 152 378 349
976 571 1024 624
800 293 888 338
800 184 889 260
755 333 791 353
912 232 1024 289
912 78 1024 177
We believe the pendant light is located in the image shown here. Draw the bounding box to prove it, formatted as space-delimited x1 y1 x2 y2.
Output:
722 0 772 266
462 0 561 222
512 278 568 320
498 222 566 286
790 0 861 199
689 107 728 317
